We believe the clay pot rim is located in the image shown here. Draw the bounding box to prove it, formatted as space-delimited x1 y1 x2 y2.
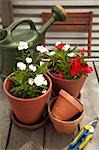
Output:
48 71 87 82
3 73 52 102
59 89 83 112
48 99 84 124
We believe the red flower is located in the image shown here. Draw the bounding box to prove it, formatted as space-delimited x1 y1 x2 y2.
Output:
70 69 78 77
75 56 81 60
70 66 82 77
85 65 93 73
80 49 86 55
69 57 86 77
58 72 63 79
68 56 81 66
55 43 64 50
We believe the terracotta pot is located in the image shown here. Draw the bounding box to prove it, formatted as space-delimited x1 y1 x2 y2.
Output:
48 72 86 98
48 98 84 135
51 89 83 121
11 104 48 129
3 74 52 124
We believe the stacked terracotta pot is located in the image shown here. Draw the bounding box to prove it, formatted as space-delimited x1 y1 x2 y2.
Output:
48 89 84 135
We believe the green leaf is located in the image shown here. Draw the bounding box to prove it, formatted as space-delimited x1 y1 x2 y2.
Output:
10 71 27 85
37 63 47 74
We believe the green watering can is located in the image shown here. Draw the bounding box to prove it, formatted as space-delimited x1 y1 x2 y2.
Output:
0 4 66 79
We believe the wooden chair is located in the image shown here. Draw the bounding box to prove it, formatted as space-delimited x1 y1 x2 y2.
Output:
41 12 93 56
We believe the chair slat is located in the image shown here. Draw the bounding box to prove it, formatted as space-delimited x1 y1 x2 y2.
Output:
46 25 89 32
41 12 93 56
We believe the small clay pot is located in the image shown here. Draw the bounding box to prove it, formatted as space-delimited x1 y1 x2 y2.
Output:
48 98 84 135
51 89 84 121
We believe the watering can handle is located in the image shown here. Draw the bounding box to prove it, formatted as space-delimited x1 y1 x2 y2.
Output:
6 18 37 33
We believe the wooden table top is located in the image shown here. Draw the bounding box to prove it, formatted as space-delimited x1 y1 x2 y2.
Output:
0 61 99 150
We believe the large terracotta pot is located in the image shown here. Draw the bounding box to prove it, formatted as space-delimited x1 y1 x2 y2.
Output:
51 89 84 121
48 72 86 98
3 74 52 124
48 98 84 135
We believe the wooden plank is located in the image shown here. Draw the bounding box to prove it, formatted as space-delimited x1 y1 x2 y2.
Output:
88 52 99 57
7 124 44 150
12 20 99 32
13 8 99 16
94 61 99 78
42 13 90 25
13 22 99 32
12 0 99 6
80 62 99 149
45 39 99 45
46 45 99 51
85 58 99 62
93 17 99 23
48 18 90 25
11 16 99 25
45 25 99 32
44 25 89 32
0 80 11 150
44 121 77 150
45 32 99 38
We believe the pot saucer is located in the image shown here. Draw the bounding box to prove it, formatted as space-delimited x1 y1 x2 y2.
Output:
11 105 48 129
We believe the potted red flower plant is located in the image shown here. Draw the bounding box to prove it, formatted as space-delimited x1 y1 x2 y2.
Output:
39 41 93 98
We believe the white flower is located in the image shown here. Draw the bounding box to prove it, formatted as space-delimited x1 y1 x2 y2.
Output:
17 62 26 70
28 78 34 85
42 90 47 94
48 51 55 56
29 64 37 72
43 80 47 85
34 74 43 86
18 41 28 50
36 45 48 53
67 52 75 57
55 41 62 46
40 61 45 66
34 74 48 86
25 57 32 64
63 44 70 51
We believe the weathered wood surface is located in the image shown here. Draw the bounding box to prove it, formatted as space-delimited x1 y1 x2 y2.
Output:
7 125 44 150
44 121 78 150
0 79 11 150
81 62 99 150
0 61 99 150
44 62 99 150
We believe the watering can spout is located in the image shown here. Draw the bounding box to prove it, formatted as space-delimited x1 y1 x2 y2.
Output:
39 4 66 35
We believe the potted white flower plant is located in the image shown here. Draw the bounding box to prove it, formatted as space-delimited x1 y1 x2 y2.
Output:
3 41 52 125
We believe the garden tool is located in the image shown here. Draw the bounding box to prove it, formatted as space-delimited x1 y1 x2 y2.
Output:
63 117 99 150
0 4 66 79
